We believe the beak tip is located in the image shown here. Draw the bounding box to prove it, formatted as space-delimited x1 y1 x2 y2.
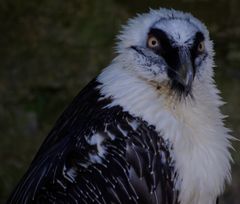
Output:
184 86 191 96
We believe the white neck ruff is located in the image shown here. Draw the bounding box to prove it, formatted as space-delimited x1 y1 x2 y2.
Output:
97 63 232 204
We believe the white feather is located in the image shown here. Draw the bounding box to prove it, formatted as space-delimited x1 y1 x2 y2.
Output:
98 63 232 204
97 8 232 204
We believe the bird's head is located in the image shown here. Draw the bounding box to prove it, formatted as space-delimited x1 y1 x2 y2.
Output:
116 8 214 98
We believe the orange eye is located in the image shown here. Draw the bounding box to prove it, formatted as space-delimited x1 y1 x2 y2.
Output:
147 36 160 48
198 41 205 53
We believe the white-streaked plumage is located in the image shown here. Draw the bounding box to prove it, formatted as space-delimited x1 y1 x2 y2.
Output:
98 8 232 204
8 8 232 204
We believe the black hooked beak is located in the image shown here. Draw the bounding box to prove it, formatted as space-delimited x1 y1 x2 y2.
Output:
170 48 194 96
178 48 194 94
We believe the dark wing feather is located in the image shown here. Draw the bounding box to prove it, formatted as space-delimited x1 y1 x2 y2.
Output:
7 79 178 204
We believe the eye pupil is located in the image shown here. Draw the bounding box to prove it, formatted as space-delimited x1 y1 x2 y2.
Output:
151 40 157 45
198 41 205 52
148 36 159 48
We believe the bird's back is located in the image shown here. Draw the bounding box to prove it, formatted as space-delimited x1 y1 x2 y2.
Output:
7 80 178 204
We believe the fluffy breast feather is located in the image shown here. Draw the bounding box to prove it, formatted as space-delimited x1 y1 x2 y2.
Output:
98 62 232 204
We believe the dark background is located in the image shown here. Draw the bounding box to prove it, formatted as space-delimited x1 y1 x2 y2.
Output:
0 0 240 203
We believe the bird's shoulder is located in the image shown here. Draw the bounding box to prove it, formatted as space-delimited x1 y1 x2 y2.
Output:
8 79 178 204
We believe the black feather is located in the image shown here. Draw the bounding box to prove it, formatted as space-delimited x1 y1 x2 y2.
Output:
7 79 178 204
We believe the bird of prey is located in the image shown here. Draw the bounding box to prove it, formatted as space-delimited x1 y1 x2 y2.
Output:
8 8 232 204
